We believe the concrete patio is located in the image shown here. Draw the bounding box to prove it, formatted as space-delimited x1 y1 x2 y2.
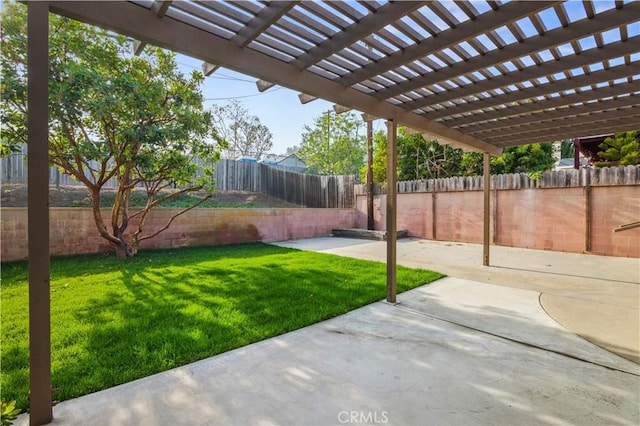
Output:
17 238 640 425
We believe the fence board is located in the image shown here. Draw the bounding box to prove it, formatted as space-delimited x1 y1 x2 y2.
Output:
355 165 640 195
1 150 355 208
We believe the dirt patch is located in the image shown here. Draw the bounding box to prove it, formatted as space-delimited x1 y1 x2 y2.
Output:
0 184 299 208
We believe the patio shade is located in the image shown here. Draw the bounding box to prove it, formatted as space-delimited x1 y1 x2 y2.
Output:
46 0 639 154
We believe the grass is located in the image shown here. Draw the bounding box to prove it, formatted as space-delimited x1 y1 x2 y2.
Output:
70 191 258 208
0 243 443 411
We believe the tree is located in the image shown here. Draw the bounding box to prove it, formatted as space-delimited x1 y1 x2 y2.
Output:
560 140 575 159
457 143 556 177
363 125 556 181
595 131 640 167
360 130 388 182
396 128 463 180
1 3 221 259
298 111 365 176
285 145 300 155
210 100 273 160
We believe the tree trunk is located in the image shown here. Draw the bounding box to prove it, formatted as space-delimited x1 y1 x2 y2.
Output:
113 240 129 260
112 235 137 259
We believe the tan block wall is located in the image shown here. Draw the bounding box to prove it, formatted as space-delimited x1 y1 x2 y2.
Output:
495 188 586 253
590 186 640 257
356 185 640 258
0 207 357 262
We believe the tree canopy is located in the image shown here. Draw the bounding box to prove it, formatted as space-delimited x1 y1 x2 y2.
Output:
298 111 365 176
595 131 640 167
210 99 273 160
364 127 557 182
1 3 221 259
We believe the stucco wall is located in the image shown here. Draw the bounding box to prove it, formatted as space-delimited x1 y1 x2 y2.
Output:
356 185 640 258
0 207 357 262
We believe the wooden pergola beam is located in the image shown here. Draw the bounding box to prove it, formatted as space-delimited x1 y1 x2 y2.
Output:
132 0 172 56
374 3 638 100
291 1 426 69
401 37 639 111
485 108 639 142
341 1 554 86
48 0 500 155
437 81 638 128
424 64 636 120
231 1 296 48
464 95 639 135
489 117 640 146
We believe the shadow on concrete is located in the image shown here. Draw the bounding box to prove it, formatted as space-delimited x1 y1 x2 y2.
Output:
21 278 640 425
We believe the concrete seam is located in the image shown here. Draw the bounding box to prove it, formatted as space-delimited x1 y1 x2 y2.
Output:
391 302 639 377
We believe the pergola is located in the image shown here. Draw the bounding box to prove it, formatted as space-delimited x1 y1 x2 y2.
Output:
24 1 639 424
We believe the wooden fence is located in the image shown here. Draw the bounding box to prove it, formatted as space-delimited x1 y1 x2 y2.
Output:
0 147 354 208
355 165 640 195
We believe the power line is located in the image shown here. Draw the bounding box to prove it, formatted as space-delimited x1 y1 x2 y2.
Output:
204 87 284 102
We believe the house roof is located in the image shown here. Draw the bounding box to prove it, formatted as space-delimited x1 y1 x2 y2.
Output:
47 0 639 155
574 133 614 162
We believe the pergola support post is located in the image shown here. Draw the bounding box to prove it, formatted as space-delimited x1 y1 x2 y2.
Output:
366 120 374 230
386 120 397 303
27 2 52 425
483 152 491 266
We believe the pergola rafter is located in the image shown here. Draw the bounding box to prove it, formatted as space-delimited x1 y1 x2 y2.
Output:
487 116 640 146
373 3 638 100
479 106 639 140
339 1 556 86
47 0 500 154
291 1 426 69
231 1 296 48
423 64 638 121
438 80 639 128
400 36 639 111
459 94 639 135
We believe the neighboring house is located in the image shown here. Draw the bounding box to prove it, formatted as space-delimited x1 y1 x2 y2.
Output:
259 154 307 173
237 155 257 163
554 157 588 171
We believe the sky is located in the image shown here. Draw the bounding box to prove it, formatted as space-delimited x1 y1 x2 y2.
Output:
174 56 387 156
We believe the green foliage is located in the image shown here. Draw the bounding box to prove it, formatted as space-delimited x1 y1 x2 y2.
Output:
1 400 21 426
362 129 464 182
560 140 575 159
359 130 387 182
396 128 464 180
1 3 222 258
362 127 555 181
0 244 443 410
595 131 640 167
490 143 556 175
445 143 555 177
298 111 365 176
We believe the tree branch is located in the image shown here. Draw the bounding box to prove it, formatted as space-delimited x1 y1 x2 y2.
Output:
137 194 212 243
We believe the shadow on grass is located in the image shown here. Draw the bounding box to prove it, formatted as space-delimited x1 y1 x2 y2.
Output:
0 243 441 409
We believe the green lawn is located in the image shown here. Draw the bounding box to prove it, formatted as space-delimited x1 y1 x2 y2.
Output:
0 243 443 411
